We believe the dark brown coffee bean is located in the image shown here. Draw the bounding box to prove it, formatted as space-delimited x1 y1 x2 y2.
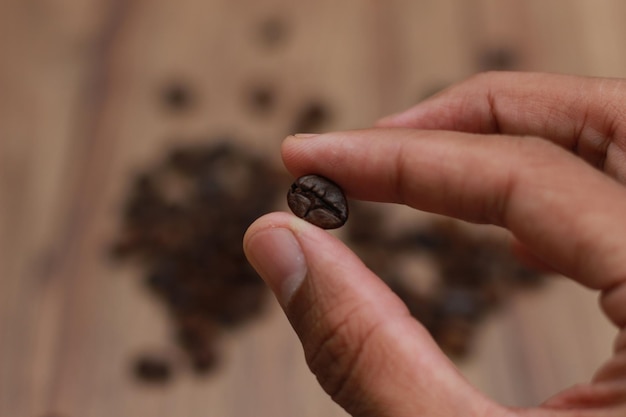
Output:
133 355 173 383
191 349 219 374
256 16 289 48
247 85 276 115
292 102 331 133
287 175 348 229
478 48 518 71
161 82 195 112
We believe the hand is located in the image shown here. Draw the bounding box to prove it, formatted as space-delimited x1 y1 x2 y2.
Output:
243 72 626 417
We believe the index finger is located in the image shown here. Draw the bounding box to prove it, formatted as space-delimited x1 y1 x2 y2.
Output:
282 129 626 293
376 72 626 182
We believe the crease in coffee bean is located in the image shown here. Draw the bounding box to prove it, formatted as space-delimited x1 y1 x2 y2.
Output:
291 183 341 219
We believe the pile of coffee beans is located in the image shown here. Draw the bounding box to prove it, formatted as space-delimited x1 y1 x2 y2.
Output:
345 202 544 357
111 141 287 380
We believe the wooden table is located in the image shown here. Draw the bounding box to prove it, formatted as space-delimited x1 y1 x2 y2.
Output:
1 1 624 416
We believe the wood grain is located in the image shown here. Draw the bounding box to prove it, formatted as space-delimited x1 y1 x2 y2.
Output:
0 1 624 416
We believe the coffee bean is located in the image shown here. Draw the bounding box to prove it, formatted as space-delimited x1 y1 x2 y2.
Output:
191 349 219 375
161 82 195 112
133 355 173 384
478 48 518 71
256 16 289 48
287 175 348 229
247 85 276 115
292 102 331 134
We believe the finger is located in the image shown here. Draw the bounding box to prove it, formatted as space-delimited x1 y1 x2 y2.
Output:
244 212 502 417
281 129 626 295
376 72 626 181
594 353 626 383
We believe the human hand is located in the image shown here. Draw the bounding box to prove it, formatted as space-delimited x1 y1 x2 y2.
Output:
243 72 626 417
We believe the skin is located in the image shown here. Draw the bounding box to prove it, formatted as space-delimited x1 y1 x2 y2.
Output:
243 72 626 417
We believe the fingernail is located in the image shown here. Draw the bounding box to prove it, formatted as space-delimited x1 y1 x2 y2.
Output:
294 133 319 138
245 227 306 305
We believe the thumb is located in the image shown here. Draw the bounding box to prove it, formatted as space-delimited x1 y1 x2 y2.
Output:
243 212 503 417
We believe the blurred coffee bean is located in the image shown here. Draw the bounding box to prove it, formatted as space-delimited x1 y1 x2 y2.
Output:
392 229 449 253
256 15 289 48
161 81 195 112
247 84 277 116
133 355 173 384
191 348 219 375
478 48 518 71
436 288 485 321
291 102 331 133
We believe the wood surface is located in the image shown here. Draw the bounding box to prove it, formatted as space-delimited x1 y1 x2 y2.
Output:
1 1 625 416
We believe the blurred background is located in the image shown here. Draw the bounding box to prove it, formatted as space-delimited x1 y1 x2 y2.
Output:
1 0 625 416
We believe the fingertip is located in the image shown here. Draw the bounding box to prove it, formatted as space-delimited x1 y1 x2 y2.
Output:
244 211 297 242
280 134 312 177
244 212 310 305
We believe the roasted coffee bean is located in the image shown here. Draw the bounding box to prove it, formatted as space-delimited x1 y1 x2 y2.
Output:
287 175 348 229
292 102 331 133
191 349 219 374
478 48 518 71
256 16 289 48
436 288 484 321
161 82 195 112
247 85 276 115
133 355 173 383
